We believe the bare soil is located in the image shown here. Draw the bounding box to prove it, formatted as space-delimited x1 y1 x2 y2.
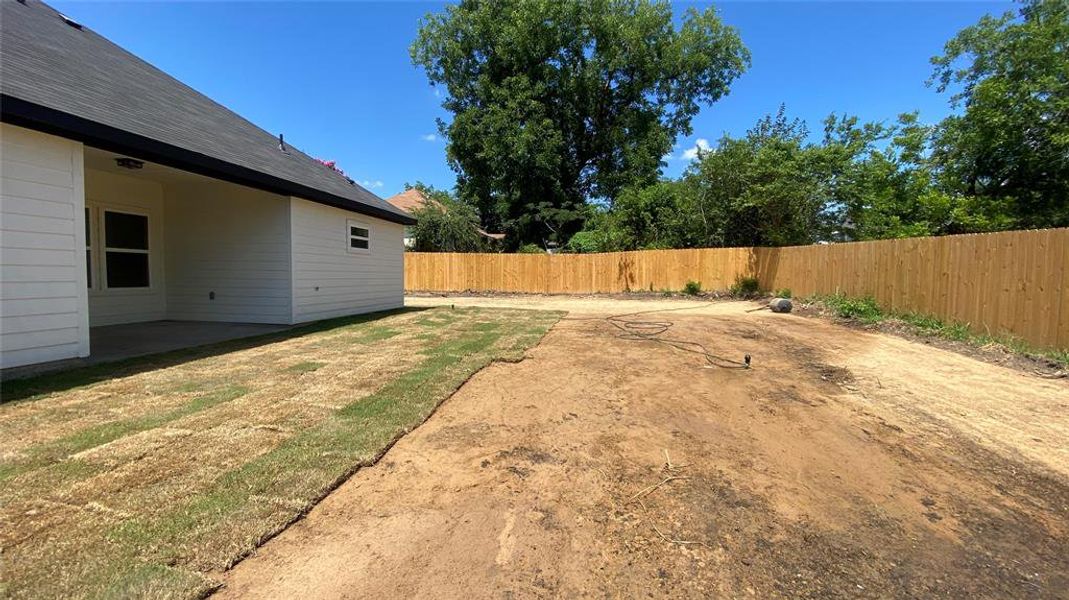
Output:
786 298 1067 376
219 296 1069 599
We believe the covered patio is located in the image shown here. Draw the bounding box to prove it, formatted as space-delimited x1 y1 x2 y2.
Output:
2 320 291 380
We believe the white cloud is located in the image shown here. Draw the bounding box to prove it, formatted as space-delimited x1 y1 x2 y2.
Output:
420 133 438 142
681 138 711 161
360 179 384 189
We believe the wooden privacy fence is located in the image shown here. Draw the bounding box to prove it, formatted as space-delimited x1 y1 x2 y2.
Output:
405 228 1069 349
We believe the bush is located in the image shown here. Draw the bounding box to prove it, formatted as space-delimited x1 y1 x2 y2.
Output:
898 312 973 341
823 294 882 323
564 231 601 254
409 198 486 253
730 275 761 297
683 280 702 295
517 243 545 254
774 288 792 299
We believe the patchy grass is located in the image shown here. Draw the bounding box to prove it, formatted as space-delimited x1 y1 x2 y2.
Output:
0 306 562 599
810 293 1068 368
0 385 249 483
284 361 325 374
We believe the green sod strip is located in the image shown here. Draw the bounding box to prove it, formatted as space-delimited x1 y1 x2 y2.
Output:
0 385 249 483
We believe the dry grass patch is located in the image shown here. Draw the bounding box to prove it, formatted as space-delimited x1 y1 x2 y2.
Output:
0 306 562 599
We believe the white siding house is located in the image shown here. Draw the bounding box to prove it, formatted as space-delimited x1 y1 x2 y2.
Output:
165 184 293 324
290 198 405 323
0 0 415 370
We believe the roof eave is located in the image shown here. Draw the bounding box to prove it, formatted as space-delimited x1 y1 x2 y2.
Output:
0 95 416 226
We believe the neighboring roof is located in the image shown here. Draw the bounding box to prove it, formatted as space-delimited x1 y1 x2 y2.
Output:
385 188 505 241
386 188 446 214
0 0 414 226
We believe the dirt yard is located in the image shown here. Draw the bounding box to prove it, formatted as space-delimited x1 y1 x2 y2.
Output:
217 295 1069 599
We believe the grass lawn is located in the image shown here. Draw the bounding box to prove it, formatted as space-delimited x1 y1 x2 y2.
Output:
0 306 561 599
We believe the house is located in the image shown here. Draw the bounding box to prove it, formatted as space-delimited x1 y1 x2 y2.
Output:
0 0 415 370
385 188 504 248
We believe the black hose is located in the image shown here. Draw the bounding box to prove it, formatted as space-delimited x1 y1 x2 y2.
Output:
565 303 752 369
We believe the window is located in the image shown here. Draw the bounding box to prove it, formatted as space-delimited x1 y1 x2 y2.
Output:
103 210 149 288
348 220 370 252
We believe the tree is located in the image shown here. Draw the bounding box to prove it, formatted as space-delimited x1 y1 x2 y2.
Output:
405 182 487 252
683 106 831 247
411 0 750 247
929 0 1069 229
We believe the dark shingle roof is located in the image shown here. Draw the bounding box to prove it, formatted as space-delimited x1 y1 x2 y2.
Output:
0 0 414 225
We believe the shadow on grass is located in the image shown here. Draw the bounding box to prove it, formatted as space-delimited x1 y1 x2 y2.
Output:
0 307 429 405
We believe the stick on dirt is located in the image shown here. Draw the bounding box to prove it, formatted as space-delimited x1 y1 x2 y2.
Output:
628 476 690 502
639 500 707 547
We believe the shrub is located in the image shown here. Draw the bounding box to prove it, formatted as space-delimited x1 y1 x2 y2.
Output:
774 288 792 299
409 198 486 253
564 231 601 254
898 312 973 341
824 294 882 323
683 280 702 295
517 243 545 254
730 275 761 297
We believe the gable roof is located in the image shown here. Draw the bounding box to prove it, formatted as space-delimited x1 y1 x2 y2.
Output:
0 0 414 226
386 188 446 214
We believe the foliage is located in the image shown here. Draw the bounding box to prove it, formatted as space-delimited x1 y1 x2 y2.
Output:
690 106 832 246
819 294 884 323
411 0 749 247
405 181 454 205
563 231 601 254
774 288 793 299
517 243 545 254
928 0 1069 230
412 0 1064 251
611 180 698 249
729 275 761 297
683 280 702 295
408 184 487 253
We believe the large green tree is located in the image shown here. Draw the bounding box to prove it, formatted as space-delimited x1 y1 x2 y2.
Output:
929 0 1069 229
411 0 749 247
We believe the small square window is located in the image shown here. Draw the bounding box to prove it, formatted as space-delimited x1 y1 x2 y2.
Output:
347 220 370 253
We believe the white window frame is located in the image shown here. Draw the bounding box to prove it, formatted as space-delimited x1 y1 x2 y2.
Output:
347 219 370 254
85 207 94 290
101 207 152 290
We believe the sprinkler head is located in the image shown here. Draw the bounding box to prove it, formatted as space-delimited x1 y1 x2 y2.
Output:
744 354 751 368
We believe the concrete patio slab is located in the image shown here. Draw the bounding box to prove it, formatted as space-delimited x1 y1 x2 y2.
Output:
2 321 291 380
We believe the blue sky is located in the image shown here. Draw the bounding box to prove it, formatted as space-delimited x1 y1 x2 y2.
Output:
51 1 1012 199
